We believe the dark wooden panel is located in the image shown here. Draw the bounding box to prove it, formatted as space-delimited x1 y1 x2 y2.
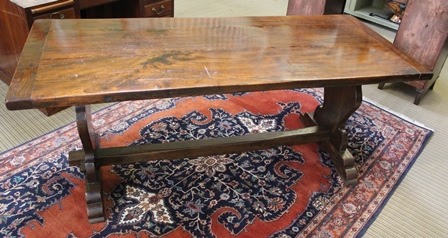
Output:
286 0 346 15
393 0 448 103
394 0 448 70
0 0 29 85
78 0 118 10
110 0 174 18
287 0 326 15
324 0 347 14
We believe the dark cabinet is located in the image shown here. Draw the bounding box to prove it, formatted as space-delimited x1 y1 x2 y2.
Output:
0 0 77 85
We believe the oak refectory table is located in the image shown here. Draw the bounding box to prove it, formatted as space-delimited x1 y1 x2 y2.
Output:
5 15 432 223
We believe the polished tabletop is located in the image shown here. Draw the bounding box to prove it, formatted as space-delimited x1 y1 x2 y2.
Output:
6 15 432 110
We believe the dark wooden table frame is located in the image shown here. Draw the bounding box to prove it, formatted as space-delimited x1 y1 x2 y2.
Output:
5 16 432 223
69 85 361 223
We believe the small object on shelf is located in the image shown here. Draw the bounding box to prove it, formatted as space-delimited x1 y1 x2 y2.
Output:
344 0 400 30
384 1 406 23
369 12 393 21
389 14 401 23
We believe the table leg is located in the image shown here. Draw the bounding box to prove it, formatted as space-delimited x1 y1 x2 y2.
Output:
308 86 362 185
75 105 105 223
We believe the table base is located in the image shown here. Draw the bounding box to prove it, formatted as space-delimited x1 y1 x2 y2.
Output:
68 86 362 223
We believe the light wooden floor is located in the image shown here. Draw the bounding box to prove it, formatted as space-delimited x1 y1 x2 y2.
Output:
1 1 447 237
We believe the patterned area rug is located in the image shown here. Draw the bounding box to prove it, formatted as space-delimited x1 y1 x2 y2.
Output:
0 89 432 237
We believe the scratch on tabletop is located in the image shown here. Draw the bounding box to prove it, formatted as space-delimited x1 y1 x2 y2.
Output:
81 59 86 65
204 66 212 79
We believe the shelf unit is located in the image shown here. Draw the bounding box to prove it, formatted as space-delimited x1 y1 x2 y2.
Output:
344 0 399 30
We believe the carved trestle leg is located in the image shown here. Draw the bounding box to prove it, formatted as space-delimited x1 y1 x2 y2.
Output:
301 86 362 185
75 105 105 223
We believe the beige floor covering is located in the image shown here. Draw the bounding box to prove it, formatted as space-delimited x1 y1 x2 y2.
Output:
1 1 447 237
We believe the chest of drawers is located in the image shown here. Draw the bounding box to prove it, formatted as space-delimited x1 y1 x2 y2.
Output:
0 0 77 85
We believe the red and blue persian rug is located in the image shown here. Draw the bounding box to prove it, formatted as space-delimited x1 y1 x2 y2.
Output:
0 89 432 237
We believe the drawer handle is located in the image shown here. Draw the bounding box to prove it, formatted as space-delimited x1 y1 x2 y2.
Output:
152 5 165 15
48 12 65 19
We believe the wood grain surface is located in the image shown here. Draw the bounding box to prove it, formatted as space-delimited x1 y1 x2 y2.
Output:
6 15 432 110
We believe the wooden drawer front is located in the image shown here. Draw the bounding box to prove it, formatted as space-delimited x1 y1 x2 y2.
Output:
33 8 76 20
143 0 173 17
31 0 76 20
